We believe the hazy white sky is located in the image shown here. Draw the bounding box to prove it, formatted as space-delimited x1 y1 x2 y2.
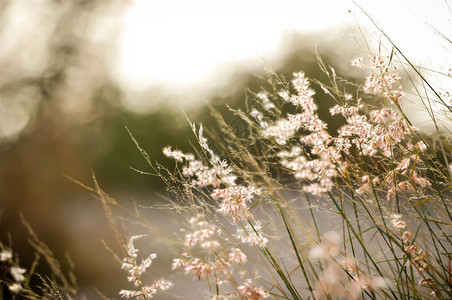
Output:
115 0 351 88
114 0 452 90
1 0 451 139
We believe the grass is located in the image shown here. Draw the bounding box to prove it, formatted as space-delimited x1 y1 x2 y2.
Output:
108 45 451 298
1 12 452 300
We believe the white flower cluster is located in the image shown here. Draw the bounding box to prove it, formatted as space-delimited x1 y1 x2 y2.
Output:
164 126 261 222
256 59 431 199
236 222 268 247
172 214 249 288
119 235 172 299
308 232 387 299
1 249 26 294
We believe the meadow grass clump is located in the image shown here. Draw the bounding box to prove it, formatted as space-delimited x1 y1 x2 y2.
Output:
106 46 451 299
2 46 451 299
2 31 451 300
0 215 77 299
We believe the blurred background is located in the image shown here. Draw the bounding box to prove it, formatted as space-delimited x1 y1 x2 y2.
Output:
0 0 451 298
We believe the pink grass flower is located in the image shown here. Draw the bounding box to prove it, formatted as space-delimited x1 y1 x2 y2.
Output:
238 279 269 300
119 236 172 299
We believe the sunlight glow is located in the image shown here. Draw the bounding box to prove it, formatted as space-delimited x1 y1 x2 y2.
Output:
115 0 452 89
114 0 452 131
114 0 349 89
